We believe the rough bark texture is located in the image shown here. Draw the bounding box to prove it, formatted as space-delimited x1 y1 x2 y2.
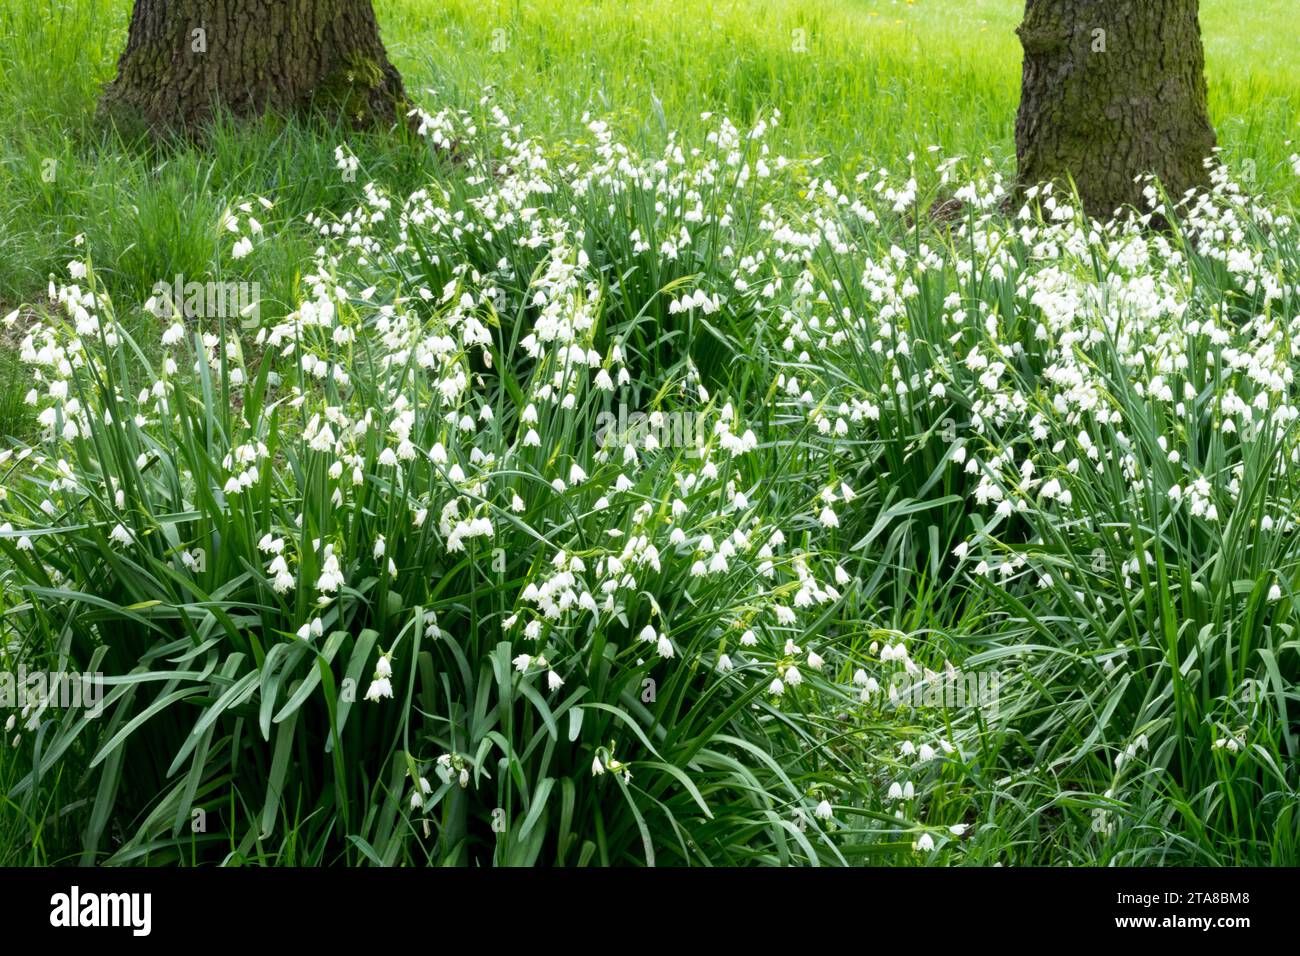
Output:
102 0 407 132
1015 0 1217 219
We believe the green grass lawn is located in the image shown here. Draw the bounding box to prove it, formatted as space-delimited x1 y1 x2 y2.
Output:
2 1 1299 867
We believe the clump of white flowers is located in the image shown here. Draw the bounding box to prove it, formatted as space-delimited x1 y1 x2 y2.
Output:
8 94 1293 864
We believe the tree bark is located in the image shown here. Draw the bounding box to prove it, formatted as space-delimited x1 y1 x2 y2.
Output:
102 0 407 132
1015 0 1217 219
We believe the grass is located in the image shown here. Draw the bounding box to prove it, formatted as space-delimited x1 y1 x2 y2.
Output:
1 0 1299 867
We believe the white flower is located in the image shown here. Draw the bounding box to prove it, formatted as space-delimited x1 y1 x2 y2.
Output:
914 833 936 852
365 677 393 702
814 799 833 821
409 776 432 810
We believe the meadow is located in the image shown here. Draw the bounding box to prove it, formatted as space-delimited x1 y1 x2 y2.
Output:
0 0 1298 865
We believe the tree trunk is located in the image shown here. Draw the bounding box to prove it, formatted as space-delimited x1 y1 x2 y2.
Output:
102 0 407 132
1015 0 1217 219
